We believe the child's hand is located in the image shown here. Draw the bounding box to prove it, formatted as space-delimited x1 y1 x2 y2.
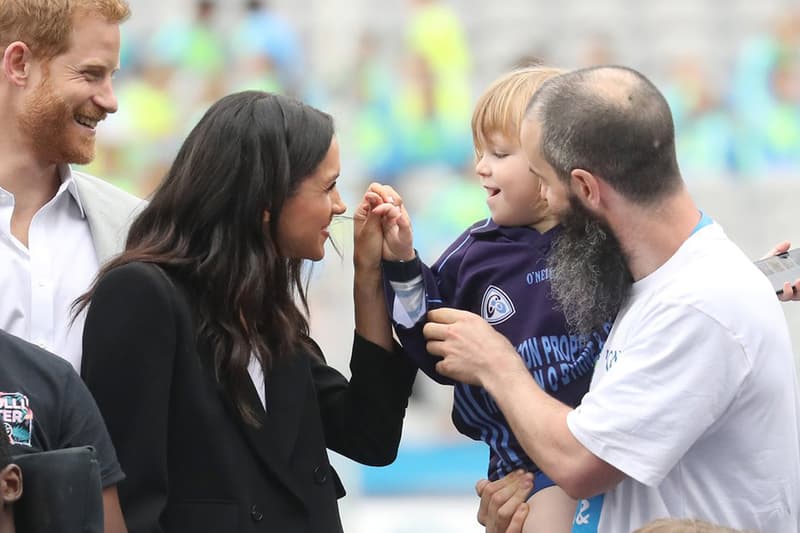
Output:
365 183 415 262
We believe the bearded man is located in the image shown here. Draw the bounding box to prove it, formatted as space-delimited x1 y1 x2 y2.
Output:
423 66 800 533
0 2 143 531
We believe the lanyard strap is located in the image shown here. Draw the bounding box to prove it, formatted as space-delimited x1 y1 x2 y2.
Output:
691 210 713 236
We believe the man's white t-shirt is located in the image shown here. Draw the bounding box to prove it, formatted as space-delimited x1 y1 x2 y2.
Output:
567 223 800 533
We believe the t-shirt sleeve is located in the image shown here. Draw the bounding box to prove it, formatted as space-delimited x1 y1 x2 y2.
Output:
566 301 751 487
59 368 125 487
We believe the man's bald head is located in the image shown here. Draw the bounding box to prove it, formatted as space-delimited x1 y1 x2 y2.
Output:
525 65 682 204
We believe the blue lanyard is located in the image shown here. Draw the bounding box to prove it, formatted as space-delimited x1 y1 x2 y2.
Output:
691 210 713 236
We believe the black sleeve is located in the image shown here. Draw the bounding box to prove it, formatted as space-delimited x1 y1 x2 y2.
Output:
312 332 416 466
59 369 125 488
81 263 176 533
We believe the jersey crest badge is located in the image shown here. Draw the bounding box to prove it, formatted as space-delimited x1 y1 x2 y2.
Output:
481 285 516 325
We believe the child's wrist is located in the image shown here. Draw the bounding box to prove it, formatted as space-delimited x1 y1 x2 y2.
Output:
394 249 416 262
382 252 421 282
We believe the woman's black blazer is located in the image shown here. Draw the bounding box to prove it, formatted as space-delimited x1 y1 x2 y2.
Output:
81 262 417 533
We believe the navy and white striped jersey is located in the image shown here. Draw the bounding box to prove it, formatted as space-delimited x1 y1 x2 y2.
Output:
383 218 610 481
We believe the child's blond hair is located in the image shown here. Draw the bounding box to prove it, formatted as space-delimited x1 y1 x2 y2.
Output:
471 64 563 157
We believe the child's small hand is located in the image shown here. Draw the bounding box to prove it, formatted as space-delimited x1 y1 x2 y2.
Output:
365 183 415 262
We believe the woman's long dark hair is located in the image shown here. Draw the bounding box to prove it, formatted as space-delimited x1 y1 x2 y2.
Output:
75 91 335 425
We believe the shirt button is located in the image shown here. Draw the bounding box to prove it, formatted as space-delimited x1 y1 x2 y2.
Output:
250 504 263 522
313 465 328 485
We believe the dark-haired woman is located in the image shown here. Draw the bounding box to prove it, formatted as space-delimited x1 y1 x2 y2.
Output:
77 91 417 533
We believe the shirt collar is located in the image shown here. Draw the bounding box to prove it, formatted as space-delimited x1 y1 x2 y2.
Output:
58 164 87 219
469 217 562 242
469 217 499 236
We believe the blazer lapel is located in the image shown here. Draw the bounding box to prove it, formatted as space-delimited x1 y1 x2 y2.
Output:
263 352 308 458
220 352 310 507
182 281 314 509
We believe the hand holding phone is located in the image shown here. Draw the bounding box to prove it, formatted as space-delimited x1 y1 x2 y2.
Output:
754 247 800 299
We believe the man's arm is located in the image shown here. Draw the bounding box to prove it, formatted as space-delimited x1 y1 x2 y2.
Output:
103 485 128 533
423 308 625 499
479 355 624 499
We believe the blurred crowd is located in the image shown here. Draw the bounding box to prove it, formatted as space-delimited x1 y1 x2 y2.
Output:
83 0 800 262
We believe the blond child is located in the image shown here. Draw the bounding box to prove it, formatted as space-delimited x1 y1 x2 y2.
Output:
369 66 610 533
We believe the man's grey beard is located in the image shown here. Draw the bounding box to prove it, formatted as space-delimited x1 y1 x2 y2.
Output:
546 195 633 336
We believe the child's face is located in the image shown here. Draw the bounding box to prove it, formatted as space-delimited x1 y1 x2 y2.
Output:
476 132 552 229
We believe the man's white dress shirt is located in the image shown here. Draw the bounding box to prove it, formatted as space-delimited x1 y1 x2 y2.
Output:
0 166 99 371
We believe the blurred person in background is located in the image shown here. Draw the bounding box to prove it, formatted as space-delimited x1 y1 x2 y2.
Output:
372 65 610 533
147 0 226 139
662 57 736 181
401 0 473 170
758 52 800 175
77 91 417 533
577 33 616 67
93 57 180 197
346 31 407 185
731 8 800 177
426 66 800 533
395 53 446 170
150 0 225 80
231 0 304 96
